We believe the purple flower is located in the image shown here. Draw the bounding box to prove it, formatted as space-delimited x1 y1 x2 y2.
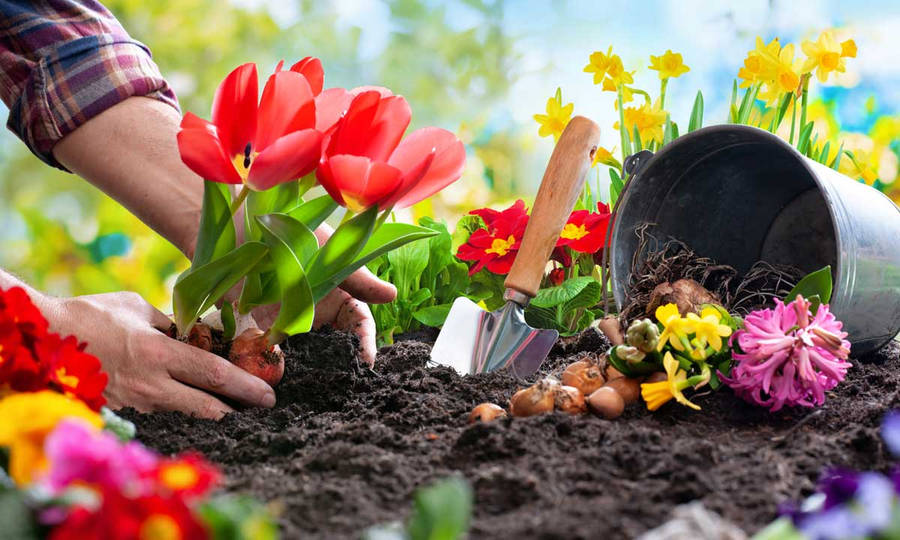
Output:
797 473 896 540
41 420 158 495
819 468 860 510
721 295 851 412
882 411 900 458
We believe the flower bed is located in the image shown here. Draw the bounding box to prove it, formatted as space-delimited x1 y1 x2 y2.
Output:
122 328 900 539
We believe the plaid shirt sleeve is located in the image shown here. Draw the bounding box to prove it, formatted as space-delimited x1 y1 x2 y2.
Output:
0 0 179 170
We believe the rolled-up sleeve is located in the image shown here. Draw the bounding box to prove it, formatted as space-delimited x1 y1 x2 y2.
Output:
0 1 179 169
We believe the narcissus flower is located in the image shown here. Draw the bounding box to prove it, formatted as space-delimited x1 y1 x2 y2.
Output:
768 42 802 95
556 202 612 254
0 391 102 485
604 54 634 88
457 200 529 275
640 352 701 411
655 303 694 352
534 90 573 142
649 50 690 80
802 30 856 83
615 99 667 145
583 46 614 85
737 37 782 88
177 62 325 191
722 295 851 412
50 489 209 540
317 89 465 212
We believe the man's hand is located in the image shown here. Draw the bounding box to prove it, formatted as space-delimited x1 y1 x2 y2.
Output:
45 291 276 419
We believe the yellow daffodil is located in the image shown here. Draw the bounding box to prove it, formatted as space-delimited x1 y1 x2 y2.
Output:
604 55 634 88
640 352 701 411
770 42 802 95
0 390 103 485
649 50 690 80
802 30 854 83
533 90 574 142
686 307 733 352
614 99 667 146
591 145 618 168
738 37 782 88
584 46 614 85
601 77 636 105
654 303 694 352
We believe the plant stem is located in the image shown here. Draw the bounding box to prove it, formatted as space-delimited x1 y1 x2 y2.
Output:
375 206 393 230
659 77 669 110
230 185 249 217
799 75 810 133
788 93 798 145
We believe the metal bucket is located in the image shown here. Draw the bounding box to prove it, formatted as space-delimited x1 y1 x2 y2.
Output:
610 124 900 355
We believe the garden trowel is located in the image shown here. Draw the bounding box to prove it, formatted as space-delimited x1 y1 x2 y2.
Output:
431 116 601 378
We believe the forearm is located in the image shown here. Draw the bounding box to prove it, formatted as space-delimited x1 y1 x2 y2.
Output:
52 97 204 258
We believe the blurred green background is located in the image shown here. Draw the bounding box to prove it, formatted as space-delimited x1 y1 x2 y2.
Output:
1 0 897 310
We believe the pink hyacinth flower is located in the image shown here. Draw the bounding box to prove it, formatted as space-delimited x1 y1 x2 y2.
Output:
41 420 158 495
722 295 851 412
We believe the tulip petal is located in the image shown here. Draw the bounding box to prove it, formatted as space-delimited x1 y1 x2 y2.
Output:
387 127 466 208
315 87 353 133
255 70 316 151
289 57 324 96
177 124 243 185
211 63 258 158
350 85 394 98
317 154 402 211
246 129 323 191
327 91 411 162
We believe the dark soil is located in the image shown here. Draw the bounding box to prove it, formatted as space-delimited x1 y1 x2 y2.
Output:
122 327 900 539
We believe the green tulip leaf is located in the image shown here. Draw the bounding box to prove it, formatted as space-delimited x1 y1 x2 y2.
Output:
688 90 704 132
407 477 473 540
221 301 236 341
288 195 339 231
256 215 316 338
191 181 236 268
173 242 268 335
785 265 833 306
310 220 438 301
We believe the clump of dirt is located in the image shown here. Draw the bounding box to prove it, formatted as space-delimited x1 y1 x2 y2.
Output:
123 327 900 539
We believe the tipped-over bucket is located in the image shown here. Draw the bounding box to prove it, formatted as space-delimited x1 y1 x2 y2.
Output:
610 124 900 355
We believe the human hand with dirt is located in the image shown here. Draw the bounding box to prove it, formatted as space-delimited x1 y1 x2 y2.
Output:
41 290 277 419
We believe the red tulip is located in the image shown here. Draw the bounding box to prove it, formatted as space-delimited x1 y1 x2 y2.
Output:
177 62 323 191
316 89 465 212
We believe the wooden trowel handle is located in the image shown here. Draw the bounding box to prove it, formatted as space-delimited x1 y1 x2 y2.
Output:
504 116 601 298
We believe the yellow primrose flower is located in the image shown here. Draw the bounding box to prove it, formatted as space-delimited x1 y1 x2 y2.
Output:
686 307 733 352
584 46 614 85
802 30 853 83
640 352 701 411
533 91 574 142
738 37 782 88
604 55 635 88
0 390 103 485
614 99 667 146
649 50 690 80
654 303 694 352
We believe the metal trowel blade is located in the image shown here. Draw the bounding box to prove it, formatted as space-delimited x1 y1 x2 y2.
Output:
430 297 558 378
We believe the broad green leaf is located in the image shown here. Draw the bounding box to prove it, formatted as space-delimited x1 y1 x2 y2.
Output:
257 213 318 266
191 181 236 268
306 207 378 300
388 237 431 297
407 477 472 540
562 279 602 314
173 242 268 335
407 288 432 309
310 220 437 301
751 517 806 540
243 184 300 241
198 494 279 540
412 304 453 327
288 194 339 231
688 90 704 132
451 214 486 249
221 301 236 340
256 215 316 337
531 276 596 309
524 304 560 332
785 265 833 306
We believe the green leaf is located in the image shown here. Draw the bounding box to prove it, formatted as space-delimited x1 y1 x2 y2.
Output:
101 406 136 442
306 207 379 301
736 84 760 125
243 183 300 242
407 287 432 308
0 485 38 539
388 237 431 298
407 477 473 540
288 195 339 231
256 215 316 337
785 266 833 306
173 242 268 335
663 114 674 145
524 304 560 332
531 276 596 308
608 346 662 377
192 181 236 268
729 79 738 120
609 168 624 207
256 213 319 266
632 125 643 152
688 90 704 132
311 221 438 302
751 517 806 540
830 142 845 170
198 494 279 540
796 122 815 155
412 304 453 327
221 301 236 340
562 279 602 314
773 93 792 132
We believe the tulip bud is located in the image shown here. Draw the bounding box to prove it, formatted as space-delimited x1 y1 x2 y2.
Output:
626 318 660 353
548 267 566 286
615 345 646 365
